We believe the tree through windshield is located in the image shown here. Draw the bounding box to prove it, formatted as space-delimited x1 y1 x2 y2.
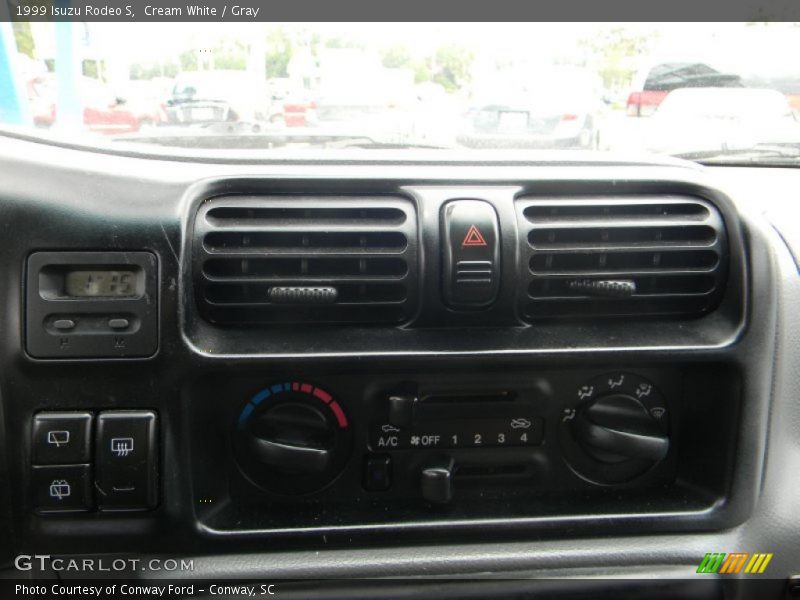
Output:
2 22 800 160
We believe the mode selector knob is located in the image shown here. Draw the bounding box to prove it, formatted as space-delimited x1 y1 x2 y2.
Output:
573 393 669 464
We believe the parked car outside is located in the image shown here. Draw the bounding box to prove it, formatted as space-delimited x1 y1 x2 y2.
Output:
457 70 606 149
27 74 140 134
117 78 174 128
626 62 742 117
165 70 279 127
643 87 800 155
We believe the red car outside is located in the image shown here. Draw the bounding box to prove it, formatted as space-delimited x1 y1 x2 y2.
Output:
27 75 141 135
626 62 742 117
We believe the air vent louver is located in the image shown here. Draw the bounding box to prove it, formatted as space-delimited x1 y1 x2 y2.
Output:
194 196 418 325
517 197 728 319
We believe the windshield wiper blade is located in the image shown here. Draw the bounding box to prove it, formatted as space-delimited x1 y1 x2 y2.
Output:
674 143 800 162
112 128 450 150
326 138 448 150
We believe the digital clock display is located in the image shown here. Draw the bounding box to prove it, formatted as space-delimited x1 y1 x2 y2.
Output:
64 269 138 297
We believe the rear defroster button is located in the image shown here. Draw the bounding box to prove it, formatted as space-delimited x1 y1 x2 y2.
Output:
95 411 158 510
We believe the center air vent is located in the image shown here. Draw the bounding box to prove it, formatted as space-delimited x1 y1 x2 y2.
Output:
193 196 418 325
516 197 728 319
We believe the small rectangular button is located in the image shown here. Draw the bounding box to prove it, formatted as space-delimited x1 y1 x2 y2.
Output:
363 454 392 491
33 464 92 513
32 412 92 465
53 319 76 330
95 411 158 511
454 260 493 284
108 318 130 330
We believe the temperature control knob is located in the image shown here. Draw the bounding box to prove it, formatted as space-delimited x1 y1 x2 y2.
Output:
234 382 352 495
245 402 333 474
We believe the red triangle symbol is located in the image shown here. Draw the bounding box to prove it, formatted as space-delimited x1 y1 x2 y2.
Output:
462 224 488 247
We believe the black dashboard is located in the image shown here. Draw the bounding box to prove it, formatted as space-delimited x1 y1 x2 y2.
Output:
1 132 799 598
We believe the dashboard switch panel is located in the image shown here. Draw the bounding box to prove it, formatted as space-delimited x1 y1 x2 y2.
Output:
441 199 501 308
25 251 159 359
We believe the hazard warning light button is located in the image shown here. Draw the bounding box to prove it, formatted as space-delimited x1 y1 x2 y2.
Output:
441 199 500 308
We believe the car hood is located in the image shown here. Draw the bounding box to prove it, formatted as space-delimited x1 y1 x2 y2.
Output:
645 117 800 155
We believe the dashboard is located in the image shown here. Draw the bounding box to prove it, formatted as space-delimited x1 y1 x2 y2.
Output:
1 132 799 598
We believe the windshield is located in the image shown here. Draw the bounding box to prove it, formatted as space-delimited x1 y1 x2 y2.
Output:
2 22 800 163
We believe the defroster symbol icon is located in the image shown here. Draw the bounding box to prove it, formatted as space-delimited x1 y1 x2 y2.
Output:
110 437 134 458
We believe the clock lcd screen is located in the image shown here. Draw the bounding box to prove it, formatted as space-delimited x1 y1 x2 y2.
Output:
64 269 138 297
